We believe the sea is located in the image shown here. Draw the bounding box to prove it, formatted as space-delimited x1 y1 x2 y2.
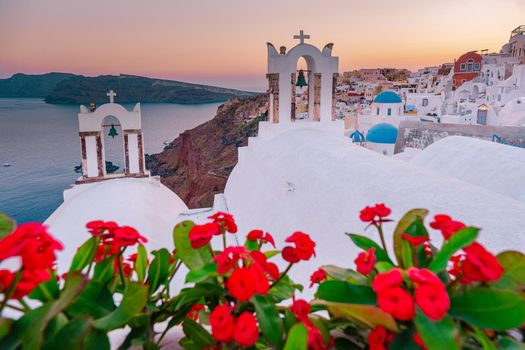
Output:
0 98 221 224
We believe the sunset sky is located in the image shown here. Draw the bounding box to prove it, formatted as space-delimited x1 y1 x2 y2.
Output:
0 0 523 91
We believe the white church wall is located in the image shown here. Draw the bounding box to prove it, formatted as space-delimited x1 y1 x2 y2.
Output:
85 136 98 177
128 134 140 173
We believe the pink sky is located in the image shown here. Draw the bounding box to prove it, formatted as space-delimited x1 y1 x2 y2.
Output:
0 0 523 90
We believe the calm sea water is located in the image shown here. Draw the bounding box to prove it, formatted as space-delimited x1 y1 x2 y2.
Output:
0 98 220 224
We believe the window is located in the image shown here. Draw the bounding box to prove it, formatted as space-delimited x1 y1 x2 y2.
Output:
467 60 474 72
387 108 392 116
460 63 466 71
477 108 487 125
475 63 480 71
422 98 428 107
376 108 380 115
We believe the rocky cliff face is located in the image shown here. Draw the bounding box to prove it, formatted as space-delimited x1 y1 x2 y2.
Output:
146 94 268 208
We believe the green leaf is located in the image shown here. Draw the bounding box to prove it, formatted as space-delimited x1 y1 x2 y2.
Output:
0 318 12 341
269 275 303 303
449 287 525 330
42 317 92 350
375 261 395 273
401 239 414 268
185 263 217 283
283 323 307 350
148 248 170 293
29 273 59 302
252 294 284 346
245 239 259 251
496 337 525 350
393 209 428 267
414 310 459 350
428 227 478 273
347 233 394 264
67 280 115 318
84 330 110 350
69 236 98 272
318 301 397 332
182 319 216 348
315 280 376 305
321 265 368 284
2 272 87 350
389 329 420 350
93 282 149 331
135 244 148 282
491 251 525 290
173 221 212 271
471 325 497 350
93 256 115 283
0 212 15 238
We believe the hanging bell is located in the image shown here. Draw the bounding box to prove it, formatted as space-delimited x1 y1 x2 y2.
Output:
108 124 118 138
296 69 308 88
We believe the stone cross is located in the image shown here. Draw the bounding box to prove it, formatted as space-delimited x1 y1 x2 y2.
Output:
107 90 117 103
293 30 310 44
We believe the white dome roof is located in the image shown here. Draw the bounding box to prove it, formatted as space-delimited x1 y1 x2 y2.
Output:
223 128 525 298
45 177 188 271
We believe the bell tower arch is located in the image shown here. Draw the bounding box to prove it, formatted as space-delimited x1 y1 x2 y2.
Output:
77 90 148 183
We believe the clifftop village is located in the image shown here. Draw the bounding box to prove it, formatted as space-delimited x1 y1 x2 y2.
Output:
282 25 525 155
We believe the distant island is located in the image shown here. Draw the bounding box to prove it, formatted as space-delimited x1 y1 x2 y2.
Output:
0 72 260 104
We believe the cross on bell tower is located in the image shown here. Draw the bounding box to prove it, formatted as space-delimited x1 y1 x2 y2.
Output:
107 90 117 103
293 30 310 44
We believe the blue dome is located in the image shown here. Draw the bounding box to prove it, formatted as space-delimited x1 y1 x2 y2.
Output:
349 130 365 143
366 123 398 144
373 91 402 103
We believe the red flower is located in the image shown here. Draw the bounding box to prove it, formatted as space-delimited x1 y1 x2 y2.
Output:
355 248 376 276
187 304 205 321
226 267 257 301
214 246 247 274
376 286 415 321
401 233 429 247
462 242 504 282
109 226 148 248
429 215 465 239
188 223 220 249
369 326 394 350
285 231 316 260
209 212 237 234
372 269 403 292
86 220 118 237
233 312 259 347
247 229 263 240
282 246 300 263
248 263 269 295
249 250 280 280
265 262 280 280
413 333 428 350
309 268 327 287
448 255 472 284
210 304 235 342
0 269 51 300
0 223 63 271
307 324 327 350
408 268 450 321
360 203 391 223
291 297 311 322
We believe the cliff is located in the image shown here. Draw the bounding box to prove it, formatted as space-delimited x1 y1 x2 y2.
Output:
45 74 258 104
146 94 268 208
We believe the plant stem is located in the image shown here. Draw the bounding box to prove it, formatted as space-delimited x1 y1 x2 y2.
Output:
222 233 227 251
18 298 31 311
0 269 23 315
377 223 388 253
208 244 215 258
117 249 127 287
5 303 24 312
269 263 293 289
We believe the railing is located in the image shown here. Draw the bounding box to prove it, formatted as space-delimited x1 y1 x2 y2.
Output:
492 134 525 149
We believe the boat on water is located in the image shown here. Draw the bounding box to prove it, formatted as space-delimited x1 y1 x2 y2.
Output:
3 163 11 167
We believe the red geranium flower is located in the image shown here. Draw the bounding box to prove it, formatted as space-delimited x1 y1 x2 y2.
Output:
226 267 257 301
290 296 311 322
210 304 235 342
414 284 450 321
0 268 51 300
282 246 301 263
429 215 465 239
359 203 391 223
407 267 442 287
462 242 504 282
369 326 394 350
372 268 403 292
214 246 247 274
248 263 269 295
246 230 276 248
401 233 429 247
109 226 148 248
376 286 415 321
209 212 237 234
309 268 327 287
86 220 118 237
448 255 472 284
249 250 280 280
307 324 328 350
413 333 428 350
233 312 259 347
355 248 376 276
188 222 220 249
187 304 205 321
429 214 451 229
285 231 316 260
